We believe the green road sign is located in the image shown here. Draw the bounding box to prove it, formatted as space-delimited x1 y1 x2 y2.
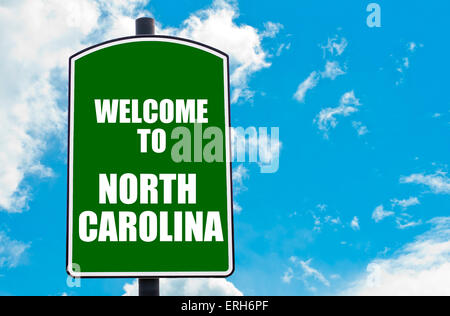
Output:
67 36 234 278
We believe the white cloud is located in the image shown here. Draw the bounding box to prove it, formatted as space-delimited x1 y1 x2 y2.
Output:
396 218 422 230
408 42 417 52
400 171 450 194
321 36 348 57
282 267 294 284
165 0 281 103
312 215 342 232
293 35 348 103
351 217 360 231
233 201 243 214
315 106 358 136
352 121 369 136
123 281 138 296
290 257 330 288
96 0 150 39
315 91 361 138
391 197 420 209
395 42 422 85
123 278 243 296
293 71 320 103
261 22 284 38
0 0 149 212
0 232 30 268
344 217 450 296
310 204 346 232
330 274 341 280
340 91 361 107
325 216 342 226
321 61 346 80
313 215 322 232
231 164 248 213
276 42 291 57
372 205 395 223
373 197 421 229
402 57 410 69
232 164 249 194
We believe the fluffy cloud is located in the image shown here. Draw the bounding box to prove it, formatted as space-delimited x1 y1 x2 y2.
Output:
315 91 361 138
400 171 450 194
231 164 248 214
344 217 450 296
232 164 247 213
310 204 346 232
261 22 284 38
352 121 369 136
395 41 423 85
293 61 345 103
0 232 30 268
321 61 346 80
351 217 360 231
391 197 420 209
281 267 294 284
123 278 243 296
96 0 150 39
396 218 422 230
372 205 394 223
288 257 330 289
0 0 149 212
293 35 348 104
164 0 281 103
325 216 342 226
233 202 243 214
293 72 320 103
408 42 417 52
232 164 249 194
373 197 422 229
312 215 342 232
340 91 361 106
293 63 345 103
321 36 348 57
276 42 291 57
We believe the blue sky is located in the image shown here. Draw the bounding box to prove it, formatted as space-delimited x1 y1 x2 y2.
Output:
0 0 449 296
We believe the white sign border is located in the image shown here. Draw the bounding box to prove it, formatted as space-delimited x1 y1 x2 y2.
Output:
67 36 234 278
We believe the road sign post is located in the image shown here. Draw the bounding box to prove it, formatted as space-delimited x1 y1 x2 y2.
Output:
67 16 234 293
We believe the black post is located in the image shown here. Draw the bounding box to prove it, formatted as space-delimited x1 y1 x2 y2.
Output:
136 17 155 36
135 17 159 297
139 278 160 296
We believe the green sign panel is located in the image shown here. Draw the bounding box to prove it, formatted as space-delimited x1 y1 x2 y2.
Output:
67 36 234 278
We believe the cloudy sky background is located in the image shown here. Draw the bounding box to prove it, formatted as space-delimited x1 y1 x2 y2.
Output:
0 0 449 296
